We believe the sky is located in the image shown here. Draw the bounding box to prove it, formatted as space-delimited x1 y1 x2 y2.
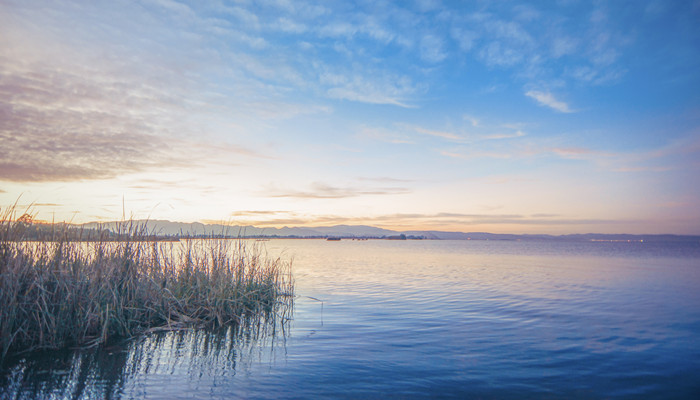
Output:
1 0 700 234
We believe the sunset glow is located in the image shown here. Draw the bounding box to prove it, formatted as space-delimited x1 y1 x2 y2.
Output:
2 0 699 234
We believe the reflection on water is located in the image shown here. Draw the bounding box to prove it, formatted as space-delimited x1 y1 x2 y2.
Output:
2 239 700 399
0 312 291 399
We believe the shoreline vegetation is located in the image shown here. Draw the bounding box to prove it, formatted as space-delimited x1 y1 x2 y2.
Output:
0 208 294 361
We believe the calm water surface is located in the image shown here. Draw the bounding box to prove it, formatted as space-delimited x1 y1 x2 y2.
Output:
2 239 700 399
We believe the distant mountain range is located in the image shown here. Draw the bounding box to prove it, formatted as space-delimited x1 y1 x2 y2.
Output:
80 220 700 243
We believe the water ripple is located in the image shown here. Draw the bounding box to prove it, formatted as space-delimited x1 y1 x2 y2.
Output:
2 239 700 399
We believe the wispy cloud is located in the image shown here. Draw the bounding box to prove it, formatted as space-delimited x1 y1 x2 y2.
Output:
414 127 464 141
209 210 628 230
450 27 478 52
224 210 307 226
463 115 480 127
439 150 512 160
0 1 327 182
180 140 278 162
0 54 282 182
322 71 419 108
608 133 700 173
479 41 524 67
233 217 313 227
237 211 627 229
0 63 176 181
483 130 526 140
548 147 606 159
273 17 309 33
473 16 535 67
358 126 415 144
550 36 579 58
525 90 574 113
266 182 411 199
612 166 674 173
419 34 447 63
356 176 415 183
230 210 291 217
435 138 621 163
406 119 527 145
440 151 468 159
369 213 627 229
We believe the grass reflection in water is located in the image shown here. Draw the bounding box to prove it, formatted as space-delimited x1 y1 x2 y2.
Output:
1 313 292 399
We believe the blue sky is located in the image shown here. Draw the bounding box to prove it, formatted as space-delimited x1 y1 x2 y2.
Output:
1 0 699 234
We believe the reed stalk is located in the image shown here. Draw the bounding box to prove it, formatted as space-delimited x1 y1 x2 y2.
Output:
0 207 294 360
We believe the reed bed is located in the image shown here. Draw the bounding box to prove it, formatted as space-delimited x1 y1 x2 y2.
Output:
0 210 294 360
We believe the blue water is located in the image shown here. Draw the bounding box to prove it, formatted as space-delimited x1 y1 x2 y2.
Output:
2 239 700 399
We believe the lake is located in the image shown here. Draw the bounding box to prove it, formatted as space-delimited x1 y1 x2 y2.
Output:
2 239 700 399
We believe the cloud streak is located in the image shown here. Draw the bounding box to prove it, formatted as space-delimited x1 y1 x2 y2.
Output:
0 53 188 181
525 90 574 113
266 182 411 199
231 211 629 229
322 71 419 108
0 1 298 182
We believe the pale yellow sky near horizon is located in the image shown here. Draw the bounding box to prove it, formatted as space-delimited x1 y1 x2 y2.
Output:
1 1 699 235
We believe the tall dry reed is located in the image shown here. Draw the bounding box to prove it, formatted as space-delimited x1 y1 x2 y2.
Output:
0 208 294 360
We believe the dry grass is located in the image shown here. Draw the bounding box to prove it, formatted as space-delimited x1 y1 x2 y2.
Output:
0 207 294 360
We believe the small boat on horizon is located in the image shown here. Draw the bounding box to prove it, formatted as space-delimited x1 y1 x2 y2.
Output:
326 237 341 241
